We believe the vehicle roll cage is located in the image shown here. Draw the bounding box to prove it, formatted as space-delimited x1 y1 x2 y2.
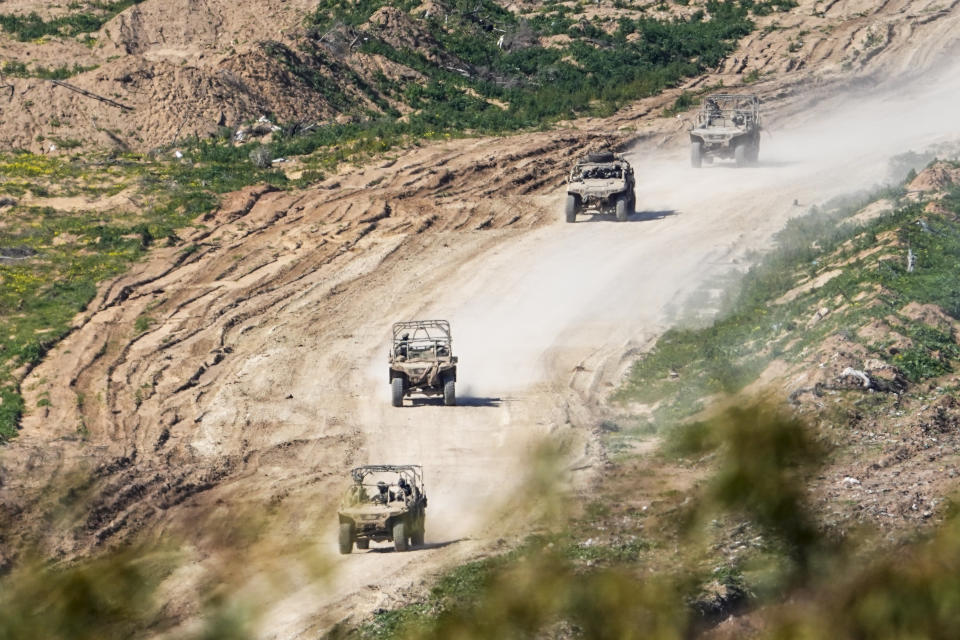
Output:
695 94 761 128
351 464 424 487
392 320 452 347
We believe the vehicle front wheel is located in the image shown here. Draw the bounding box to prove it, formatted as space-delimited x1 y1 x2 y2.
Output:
691 142 703 168
443 379 456 406
615 197 629 222
565 195 579 223
391 377 404 407
734 144 747 167
339 523 354 555
393 521 408 552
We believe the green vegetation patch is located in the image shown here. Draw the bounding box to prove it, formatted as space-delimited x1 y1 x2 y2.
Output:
224 0 797 173
0 0 146 41
615 168 960 428
0 146 289 440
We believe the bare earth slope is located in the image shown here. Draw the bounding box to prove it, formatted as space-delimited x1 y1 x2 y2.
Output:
0 0 956 151
2 0 960 636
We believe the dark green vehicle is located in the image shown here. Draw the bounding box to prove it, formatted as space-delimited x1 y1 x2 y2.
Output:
338 465 427 554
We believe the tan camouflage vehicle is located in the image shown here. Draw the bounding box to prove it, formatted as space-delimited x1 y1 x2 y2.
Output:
689 94 761 168
338 465 427 553
565 151 636 223
388 320 457 407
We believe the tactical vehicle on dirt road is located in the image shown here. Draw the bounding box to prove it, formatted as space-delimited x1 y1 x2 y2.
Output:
338 465 427 553
565 151 636 223
689 94 761 168
389 320 457 407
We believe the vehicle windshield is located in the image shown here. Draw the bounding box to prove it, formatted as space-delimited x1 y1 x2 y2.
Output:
403 340 450 359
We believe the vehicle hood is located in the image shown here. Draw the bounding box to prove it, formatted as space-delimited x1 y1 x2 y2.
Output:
569 179 626 193
691 125 746 137
339 504 406 519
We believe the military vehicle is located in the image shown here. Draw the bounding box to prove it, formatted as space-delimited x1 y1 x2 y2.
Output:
565 151 636 223
388 320 457 407
338 465 427 553
689 94 761 168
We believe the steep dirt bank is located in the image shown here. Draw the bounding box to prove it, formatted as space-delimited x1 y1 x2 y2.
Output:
1 0 960 635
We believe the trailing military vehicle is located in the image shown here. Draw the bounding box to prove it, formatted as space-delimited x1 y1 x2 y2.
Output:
388 320 457 407
338 465 427 553
689 94 761 168
565 151 636 223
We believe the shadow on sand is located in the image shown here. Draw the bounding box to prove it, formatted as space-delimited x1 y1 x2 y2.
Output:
407 396 502 408
367 538 465 553
579 209 678 223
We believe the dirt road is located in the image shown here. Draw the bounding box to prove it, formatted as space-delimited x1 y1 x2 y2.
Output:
241 56 960 637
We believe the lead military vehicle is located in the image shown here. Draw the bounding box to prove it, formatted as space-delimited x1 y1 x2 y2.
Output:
338 465 427 553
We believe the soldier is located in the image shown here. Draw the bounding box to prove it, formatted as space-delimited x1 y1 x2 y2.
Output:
706 98 722 125
373 481 389 505
395 332 410 359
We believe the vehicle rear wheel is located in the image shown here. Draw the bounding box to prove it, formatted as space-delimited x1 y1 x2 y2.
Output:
393 521 408 552
411 518 425 547
691 142 703 168
615 197 628 222
443 379 456 406
391 377 404 407
339 523 354 555
734 144 747 167
565 195 579 223
356 538 369 550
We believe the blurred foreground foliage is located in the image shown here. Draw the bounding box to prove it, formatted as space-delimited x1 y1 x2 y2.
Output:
4 406 960 639
339 404 960 639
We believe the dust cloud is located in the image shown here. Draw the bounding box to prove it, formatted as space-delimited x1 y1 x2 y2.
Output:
421 58 960 400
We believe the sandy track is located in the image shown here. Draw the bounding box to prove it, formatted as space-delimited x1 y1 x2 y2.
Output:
258 54 960 636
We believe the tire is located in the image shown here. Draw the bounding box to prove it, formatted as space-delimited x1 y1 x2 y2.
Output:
615 197 628 222
356 539 369 550
393 521 408 552
748 142 760 163
565 194 578 223
411 518 425 547
734 144 747 167
391 377 404 407
338 523 354 555
691 142 702 168
443 379 456 406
